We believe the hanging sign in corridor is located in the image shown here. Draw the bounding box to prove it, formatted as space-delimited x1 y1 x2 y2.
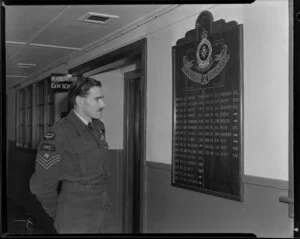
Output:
50 73 77 90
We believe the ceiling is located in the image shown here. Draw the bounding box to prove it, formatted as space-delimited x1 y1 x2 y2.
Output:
4 4 173 88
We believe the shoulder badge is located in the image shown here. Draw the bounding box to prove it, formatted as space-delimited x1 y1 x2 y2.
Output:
44 131 56 140
41 143 56 152
100 129 105 140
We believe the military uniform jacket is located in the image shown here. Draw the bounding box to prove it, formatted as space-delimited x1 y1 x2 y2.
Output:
30 110 109 218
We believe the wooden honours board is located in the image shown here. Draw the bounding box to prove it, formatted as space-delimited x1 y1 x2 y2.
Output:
171 11 244 201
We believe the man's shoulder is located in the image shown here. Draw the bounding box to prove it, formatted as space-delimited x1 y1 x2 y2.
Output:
49 117 74 134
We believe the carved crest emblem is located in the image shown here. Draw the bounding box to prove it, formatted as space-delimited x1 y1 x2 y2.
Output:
196 29 213 72
181 27 230 86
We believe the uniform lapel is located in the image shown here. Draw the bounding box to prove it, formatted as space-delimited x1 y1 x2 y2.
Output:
87 122 106 150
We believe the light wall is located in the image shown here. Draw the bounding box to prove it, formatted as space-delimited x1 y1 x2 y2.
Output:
243 0 289 180
91 70 124 150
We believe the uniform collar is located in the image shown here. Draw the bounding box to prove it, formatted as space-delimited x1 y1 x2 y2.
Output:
67 109 88 136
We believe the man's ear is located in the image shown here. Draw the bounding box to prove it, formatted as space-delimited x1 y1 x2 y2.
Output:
75 95 83 107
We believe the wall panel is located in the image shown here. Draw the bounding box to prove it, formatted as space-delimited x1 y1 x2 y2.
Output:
145 162 293 237
107 149 124 233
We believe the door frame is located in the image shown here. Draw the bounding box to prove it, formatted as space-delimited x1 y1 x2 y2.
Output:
123 69 143 233
69 38 147 233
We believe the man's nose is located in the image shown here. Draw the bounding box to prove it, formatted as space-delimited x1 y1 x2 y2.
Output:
99 99 105 108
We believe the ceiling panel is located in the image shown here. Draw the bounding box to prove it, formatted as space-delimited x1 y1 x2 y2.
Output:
5 43 23 59
6 45 77 75
5 5 68 42
5 4 172 88
6 63 35 77
32 5 166 48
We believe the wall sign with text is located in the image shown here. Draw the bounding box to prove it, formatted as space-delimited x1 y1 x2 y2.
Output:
171 11 244 201
50 73 77 91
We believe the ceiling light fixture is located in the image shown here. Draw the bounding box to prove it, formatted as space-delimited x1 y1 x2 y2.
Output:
78 12 119 24
6 41 26 45
30 43 81 51
7 75 28 78
17 63 36 67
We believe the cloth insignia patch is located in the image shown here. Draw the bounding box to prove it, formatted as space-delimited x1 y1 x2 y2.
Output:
37 151 61 170
44 132 56 140
100 129 105 140
41 143 56 152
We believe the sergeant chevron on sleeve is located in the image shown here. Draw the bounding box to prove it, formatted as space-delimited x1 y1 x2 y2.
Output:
30 122 65 219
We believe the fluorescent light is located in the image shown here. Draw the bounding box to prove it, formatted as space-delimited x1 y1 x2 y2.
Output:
7 75 28 78
17 63 36 67
30 43 81 51
6 41 26 45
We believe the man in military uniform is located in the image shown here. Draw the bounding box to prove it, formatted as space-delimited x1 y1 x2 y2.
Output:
30 77 113 233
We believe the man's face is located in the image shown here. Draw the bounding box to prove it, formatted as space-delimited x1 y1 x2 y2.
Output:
78 86 105 120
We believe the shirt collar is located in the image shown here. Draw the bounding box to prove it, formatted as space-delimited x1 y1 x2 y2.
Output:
73 110 90 126
66 110 89 136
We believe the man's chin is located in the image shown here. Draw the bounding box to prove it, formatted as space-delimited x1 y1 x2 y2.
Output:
92 113 102 120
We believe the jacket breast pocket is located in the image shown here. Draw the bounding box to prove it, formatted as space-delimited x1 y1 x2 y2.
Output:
78 151 105 176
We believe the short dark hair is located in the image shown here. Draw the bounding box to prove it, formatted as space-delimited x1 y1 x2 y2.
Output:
68 76 102 110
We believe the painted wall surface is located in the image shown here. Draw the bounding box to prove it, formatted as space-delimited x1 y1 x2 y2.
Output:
243 0 289 180
146 163 293 237
91 70 124 150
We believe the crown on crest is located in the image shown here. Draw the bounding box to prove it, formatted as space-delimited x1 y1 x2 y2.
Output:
201 28 208 39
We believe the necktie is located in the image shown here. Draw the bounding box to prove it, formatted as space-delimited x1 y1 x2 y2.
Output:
88 122 102 145
87 122 94 131
87 122 106 149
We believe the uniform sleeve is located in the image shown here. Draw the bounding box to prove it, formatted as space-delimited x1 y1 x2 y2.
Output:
30 125 65 219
